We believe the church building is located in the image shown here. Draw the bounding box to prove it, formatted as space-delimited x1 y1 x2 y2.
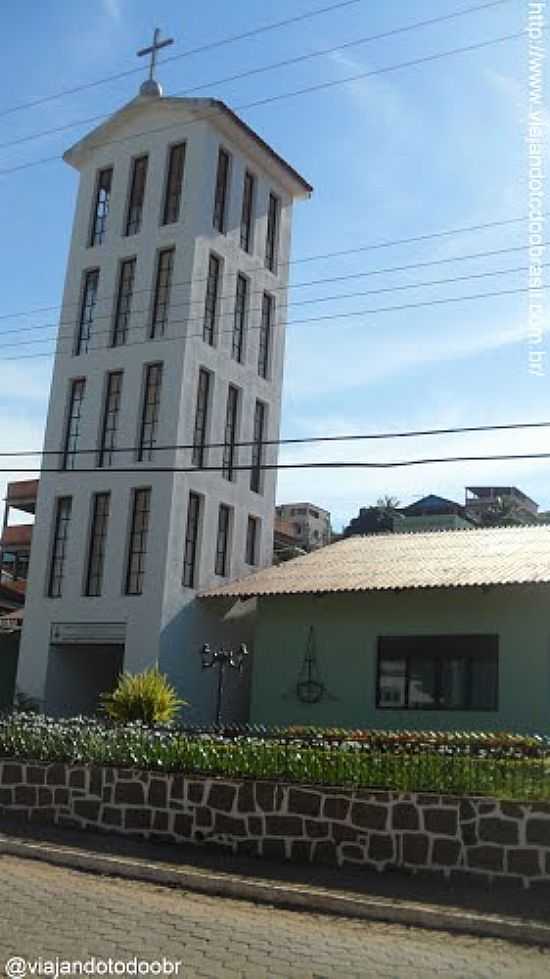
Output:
16 33 312 719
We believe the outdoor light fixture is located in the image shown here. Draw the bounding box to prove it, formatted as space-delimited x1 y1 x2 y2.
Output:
199 643 249 725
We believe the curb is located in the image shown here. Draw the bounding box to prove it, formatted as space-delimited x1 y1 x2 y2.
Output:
1 833 550 948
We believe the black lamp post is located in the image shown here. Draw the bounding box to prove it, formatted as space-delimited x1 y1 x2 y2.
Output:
199 643 249 726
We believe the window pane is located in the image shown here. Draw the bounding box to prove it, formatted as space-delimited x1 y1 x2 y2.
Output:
439 656 468 709
240 171 255 251
378 657 407 707
470 656 498 710
213 149 230 232
192 370 210 467
162 143 186 225
138 364 163 461
183 493 201 588
408 655 437 708
125 489 151 595
203 255 220 345
151 249 174 337
125 156 148 236
48 498 72 598
112 259 135 347
62 379 85 470
76 270 99 355
265 193 280 272
90 168 112 246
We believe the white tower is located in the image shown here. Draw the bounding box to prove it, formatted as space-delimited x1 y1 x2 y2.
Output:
16 35 312 720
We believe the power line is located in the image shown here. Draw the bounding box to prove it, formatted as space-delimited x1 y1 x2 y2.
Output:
0 2 513 153
0 27 529 177
5 419 550 459
0 0 366 120
2 211 545 325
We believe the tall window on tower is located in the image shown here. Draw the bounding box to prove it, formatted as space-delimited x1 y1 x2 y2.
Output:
258 292 274 379
85 493 110 597
125 488 151 595
112 258 136 347
232 274 247 362
150 248 174 338
213 148 230 232
89 167 113 246
125 155 148 236
240 171 255 252
162 143 186 225
183 492 201 588
245 515 259 566
138 363 163 461
265 193 280 272
192 369 210 467
222 385 239 481
250 400 266 494
76 269 99 355
203 254 220 346
98 371 123 468
48 497 72 598
62 379 85 471
214 505 231 577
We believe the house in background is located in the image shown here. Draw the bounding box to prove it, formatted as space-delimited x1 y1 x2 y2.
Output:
397 494 474 533
465 486 539 525
202 525 550 734
0 479 38 585
275 503 331 552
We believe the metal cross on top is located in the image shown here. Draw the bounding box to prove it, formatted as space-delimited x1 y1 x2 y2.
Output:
137 28 174 82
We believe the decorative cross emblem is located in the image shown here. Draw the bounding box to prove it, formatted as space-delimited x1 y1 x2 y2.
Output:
137 28 174 83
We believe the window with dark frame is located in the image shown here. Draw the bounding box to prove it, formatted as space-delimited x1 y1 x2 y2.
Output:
112 258 136 347
138 363 163 462
222 385 239 480
245 515 259 566
376 636 499 711
258 292 274 379
183 492 201 588
250 400 265 494
162 143 186 225
125 155 148 236
125 488 151 595
215 504 231 577
192 369 210 467
48 497 72 598
240 171 255 251
232 274 247 362
98 371 123 468
89 168 113 246
203 254 220 345
85 493 110 597
62 378 85 470
265 192 280 272
76 269 99 355
150 248 174 338
213 148 230 232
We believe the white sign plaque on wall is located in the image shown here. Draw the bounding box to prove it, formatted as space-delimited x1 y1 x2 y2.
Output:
50 622 126 645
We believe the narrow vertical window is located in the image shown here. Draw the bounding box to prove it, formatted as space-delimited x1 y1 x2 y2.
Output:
151 248 174 338
85 493 110 596
62 378 85 470
138 363 163 462
112 258 136 347
192 369 210 467
240 171 255 252
246 516 259 566
265 193 280 272
48 497 72 598
232 274 247 362
222 386 239 481
250 400 266 494
203 254 220 345
76 269 99 355
162 143 186 225
258 292 274 379
183 492 201 588
215 505 231 577
98 371 123 468
90 167 113 246
125 155 148 236
125 489 151 595
213 148 230 232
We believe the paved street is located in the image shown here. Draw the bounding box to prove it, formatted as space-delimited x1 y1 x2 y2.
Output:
0 855 547 979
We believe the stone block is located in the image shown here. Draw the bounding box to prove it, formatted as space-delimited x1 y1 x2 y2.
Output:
125 809 152 830
313 841 338 866
102 787 112 804
0 788 12 805
89 769 103 798
68 768 86 789
265 815 303 838
392 803 419 831
460 821 477 846
187 782 204 805
46 764 67 786
478 817 519 846
304 820 329 839
248 816 263 836
255 783 277 812
288 789 321 817
423 808 457 837
507 848 541 877
432 838 461 867
31 807 56 825
14 785 36 806
331 823 359 844
402 833 429 865
114 781 144 805
323 797 350 821
214 813 247 837
170 775 184 800
27 766 46 785
173 814 192 837
478 802 496 815
102 807 122 827
262 839 286 859
459 799 476 822
368 834 394 862
2 764 22 784
237 782 255 813
73 799 100 821
195 806 213 828
54 788 69 806
500 803 524 820
341 844 364 862
153 811 169 832
526 818 550 847
237 840 260 857
351 803 387 831
291 841 312 863
467 845 504 872
148 779 167 808
208 783 236 813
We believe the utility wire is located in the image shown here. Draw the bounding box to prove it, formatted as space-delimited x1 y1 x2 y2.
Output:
0 0 366 120
0 27 530 177
0 2 514 153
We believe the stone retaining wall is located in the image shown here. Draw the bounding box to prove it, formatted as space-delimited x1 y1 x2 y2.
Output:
1 761 549 889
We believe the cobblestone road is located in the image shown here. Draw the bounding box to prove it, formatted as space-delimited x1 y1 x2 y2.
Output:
0 855 548 978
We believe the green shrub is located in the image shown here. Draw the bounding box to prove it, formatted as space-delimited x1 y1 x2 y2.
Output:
100 668 187 725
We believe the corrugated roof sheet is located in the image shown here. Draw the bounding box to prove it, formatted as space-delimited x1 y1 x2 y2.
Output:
200 526 550 599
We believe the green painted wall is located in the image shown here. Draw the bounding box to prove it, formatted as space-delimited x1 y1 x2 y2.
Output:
250 585 550 733
0 635 19 711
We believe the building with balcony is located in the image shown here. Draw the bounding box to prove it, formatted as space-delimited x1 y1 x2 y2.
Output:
275 503 331 552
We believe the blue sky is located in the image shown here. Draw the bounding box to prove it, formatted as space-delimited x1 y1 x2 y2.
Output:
1 0 548 529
